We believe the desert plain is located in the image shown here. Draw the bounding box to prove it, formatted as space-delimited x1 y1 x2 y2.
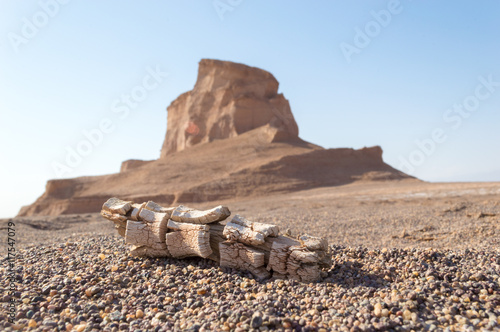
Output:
1 180 499 332
3 180 500 251
1 60 499 331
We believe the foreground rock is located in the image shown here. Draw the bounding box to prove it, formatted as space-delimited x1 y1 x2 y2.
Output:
19 59 414 217
101 198 331 282
1 236 498 331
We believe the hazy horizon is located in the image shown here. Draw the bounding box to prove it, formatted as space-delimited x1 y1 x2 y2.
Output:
1 1 499 218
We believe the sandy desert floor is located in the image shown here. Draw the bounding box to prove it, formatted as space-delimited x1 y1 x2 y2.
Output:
2 181 499 251
1 181 499 331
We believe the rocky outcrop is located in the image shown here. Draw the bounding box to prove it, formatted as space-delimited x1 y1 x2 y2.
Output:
160 59 299 156
18 59 415 217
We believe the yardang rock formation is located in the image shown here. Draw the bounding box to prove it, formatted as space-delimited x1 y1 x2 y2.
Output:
19 59 413 216
162 59 298 156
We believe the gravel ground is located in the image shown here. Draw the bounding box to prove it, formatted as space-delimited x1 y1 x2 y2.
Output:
0 235 499 331
1 182 499 331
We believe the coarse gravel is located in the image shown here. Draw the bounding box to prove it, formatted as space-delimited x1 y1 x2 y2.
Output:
1 235 499 331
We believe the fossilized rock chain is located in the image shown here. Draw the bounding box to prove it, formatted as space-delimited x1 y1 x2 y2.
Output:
101 197 331 282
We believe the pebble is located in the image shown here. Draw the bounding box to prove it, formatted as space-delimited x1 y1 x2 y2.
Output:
0 235 498 332
42 319 57 327
109 311 122 322
136 309 144 318
26 310 34 319
155 312 166 320
251 312 263 328
74 323 86 332
85 286 100 297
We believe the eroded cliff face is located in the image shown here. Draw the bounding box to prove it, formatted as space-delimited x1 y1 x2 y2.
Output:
160 59 299 157
18 59 415 217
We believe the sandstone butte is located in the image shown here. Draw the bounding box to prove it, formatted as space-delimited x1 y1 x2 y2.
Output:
19 59 414 217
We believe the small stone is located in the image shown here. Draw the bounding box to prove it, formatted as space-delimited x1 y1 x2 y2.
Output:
42 285 52 295
42 320 57 327
99 253 106 260
109 311 122 321
251 314 263 328
75 323 86 332
26 310 34 319
155 312 167 320
374 303 382 317
136 309 144 318
85 286 100 297
28 319 37 328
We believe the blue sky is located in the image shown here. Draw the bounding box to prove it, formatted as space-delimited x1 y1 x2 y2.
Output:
1 1 499 218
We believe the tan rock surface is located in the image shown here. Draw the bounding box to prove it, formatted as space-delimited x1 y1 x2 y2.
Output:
18 59 414 217
160 59 299 156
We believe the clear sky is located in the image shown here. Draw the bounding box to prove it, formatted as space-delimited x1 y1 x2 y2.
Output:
1 1 499 218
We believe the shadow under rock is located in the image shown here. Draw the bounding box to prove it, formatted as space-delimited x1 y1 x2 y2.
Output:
324 259 387 289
